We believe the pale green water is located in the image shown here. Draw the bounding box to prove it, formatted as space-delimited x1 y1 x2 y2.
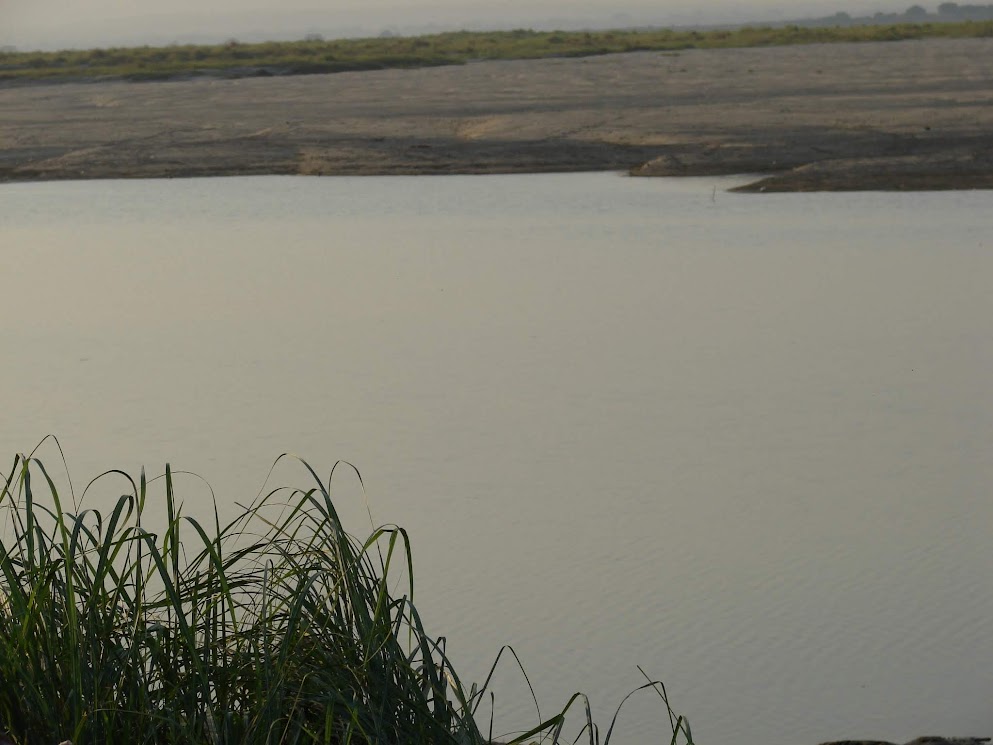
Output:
1 173 991 744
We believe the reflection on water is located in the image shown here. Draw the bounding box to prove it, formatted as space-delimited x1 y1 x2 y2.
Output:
1 174 991 744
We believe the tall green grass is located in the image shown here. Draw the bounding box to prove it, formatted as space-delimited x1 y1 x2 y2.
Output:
0 446 692 745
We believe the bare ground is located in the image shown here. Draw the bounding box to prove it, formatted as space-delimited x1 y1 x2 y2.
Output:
2 37 993 191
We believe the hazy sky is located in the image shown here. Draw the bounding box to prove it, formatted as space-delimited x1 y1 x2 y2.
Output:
2 0 919 50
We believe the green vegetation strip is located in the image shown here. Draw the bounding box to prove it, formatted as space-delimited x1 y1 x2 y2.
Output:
0 448 691 744
1 21 992 83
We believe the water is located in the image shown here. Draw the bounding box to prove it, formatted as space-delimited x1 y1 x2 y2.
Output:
1 173 991 745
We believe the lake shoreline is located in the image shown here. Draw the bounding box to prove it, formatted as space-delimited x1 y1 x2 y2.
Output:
2 38 993 192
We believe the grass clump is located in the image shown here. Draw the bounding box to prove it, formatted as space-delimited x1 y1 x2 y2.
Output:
0 447 692 745
0 452 483 744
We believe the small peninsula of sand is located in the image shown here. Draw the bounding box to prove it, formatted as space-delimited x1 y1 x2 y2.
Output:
2 37 993 191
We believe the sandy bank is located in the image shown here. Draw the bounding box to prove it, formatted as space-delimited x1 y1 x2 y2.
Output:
2 38 992 191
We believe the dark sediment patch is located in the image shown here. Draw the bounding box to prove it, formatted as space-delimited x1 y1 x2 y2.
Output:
729 152 993 192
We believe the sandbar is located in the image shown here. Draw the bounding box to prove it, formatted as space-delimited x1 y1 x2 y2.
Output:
2 37 992 191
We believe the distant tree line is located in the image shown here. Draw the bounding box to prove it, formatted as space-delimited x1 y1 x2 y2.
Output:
801 3 993 27
934 2 993 19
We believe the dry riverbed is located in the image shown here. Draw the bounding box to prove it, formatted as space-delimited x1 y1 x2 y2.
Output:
2 37 993 191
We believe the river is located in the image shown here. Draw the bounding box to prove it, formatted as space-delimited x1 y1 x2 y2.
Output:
1 173 991 744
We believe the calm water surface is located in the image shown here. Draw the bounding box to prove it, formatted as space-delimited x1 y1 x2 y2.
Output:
1 174 991 745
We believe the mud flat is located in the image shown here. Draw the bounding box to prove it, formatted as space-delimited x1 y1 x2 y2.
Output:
2 37 992 191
